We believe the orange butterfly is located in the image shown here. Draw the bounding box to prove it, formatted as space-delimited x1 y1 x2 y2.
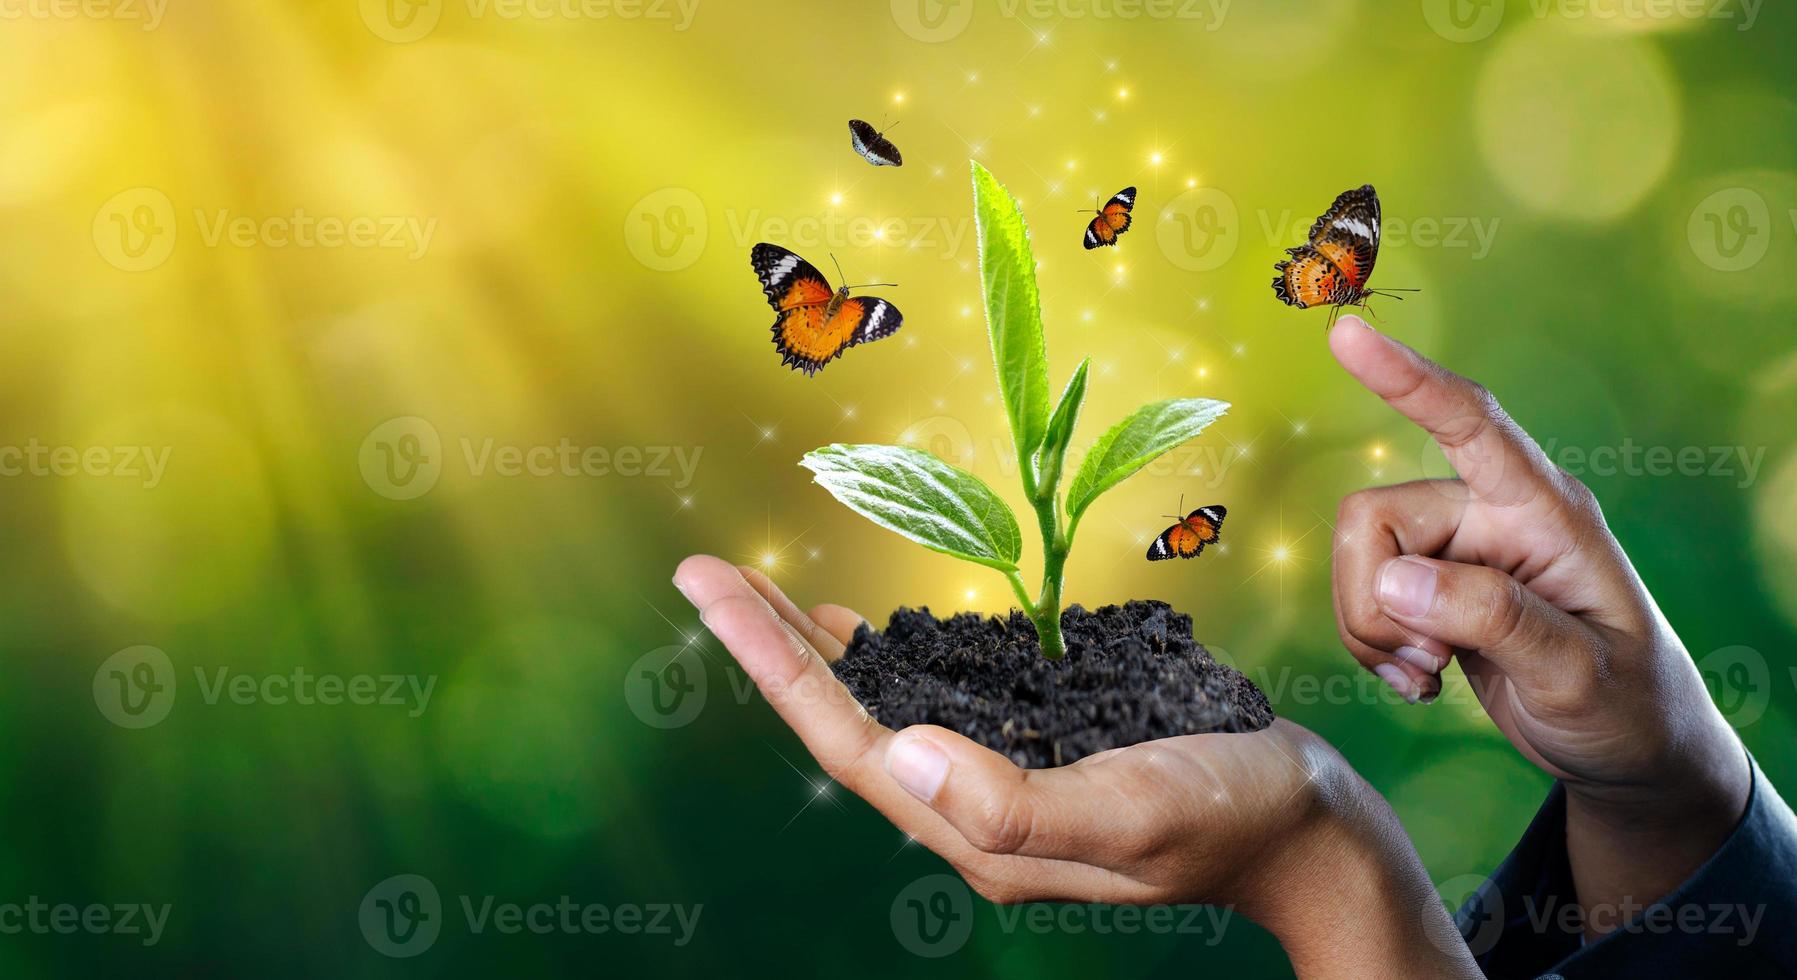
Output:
1272 184 1417 326
1147 502 1225 562
1081 186 1136 249
751 244 903 376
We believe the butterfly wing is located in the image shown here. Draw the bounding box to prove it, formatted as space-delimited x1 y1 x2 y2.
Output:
1147 520 1200 561
1082 186 1136 249
1305 184 1380 293
1272 246 1352 309
848 119 902 167
773 295 903 376
1185 506 1225 547
752 243 834 312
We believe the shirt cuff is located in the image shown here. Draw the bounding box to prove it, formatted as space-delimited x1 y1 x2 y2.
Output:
1456 748 1797 979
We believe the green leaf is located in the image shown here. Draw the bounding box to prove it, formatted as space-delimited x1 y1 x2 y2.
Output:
1065 398 1231 526
971 161 1052 466
1034 357 1090 491
801 444 1022 571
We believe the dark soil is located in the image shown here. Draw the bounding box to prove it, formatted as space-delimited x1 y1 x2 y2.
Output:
830 600 1273 769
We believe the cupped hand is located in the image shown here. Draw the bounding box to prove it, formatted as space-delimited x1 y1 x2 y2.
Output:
674 554 1478 979
1327 316 1749 909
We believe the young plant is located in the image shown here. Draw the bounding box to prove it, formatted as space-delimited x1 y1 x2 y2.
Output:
800 162 1228 659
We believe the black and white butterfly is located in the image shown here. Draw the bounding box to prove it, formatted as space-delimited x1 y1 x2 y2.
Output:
848 119 902 167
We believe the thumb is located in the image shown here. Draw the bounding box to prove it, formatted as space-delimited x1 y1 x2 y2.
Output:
1374 555 1598 696
884 727 1131 865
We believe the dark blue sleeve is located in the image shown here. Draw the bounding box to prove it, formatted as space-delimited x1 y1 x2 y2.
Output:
1455 750 1797 979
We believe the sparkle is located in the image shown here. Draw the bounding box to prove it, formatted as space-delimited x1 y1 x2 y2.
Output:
963 587 978 603
1187 177 1198 188
1149 151 1164 166
1370 443 1387 460
1196 365 1209 379
1117 86 1130 100
893 91 906 104
967 70 980 84
829 192 843 206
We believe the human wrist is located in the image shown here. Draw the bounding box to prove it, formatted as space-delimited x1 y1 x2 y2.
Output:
1237 770 1480 979
1561 715 1750 931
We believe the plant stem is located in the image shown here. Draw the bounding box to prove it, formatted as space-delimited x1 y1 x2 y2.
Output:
1028 484 1070 660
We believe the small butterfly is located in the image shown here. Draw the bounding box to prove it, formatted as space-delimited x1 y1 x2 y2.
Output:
1081 186 1135 249
1271 184 1417 326
750 243 903 376
848 119 902 167
1147 501 1226 562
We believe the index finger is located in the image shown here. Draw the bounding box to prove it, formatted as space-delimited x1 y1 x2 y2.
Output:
1328 316 1554 508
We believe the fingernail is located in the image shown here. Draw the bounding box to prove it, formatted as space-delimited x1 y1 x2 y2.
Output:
1392 645 1446 673
886 734 950 804
1378 558 1438 618
1374 663 1420 704
673 574 694 604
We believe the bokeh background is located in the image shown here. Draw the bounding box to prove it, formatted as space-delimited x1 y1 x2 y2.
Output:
2 0 1795 974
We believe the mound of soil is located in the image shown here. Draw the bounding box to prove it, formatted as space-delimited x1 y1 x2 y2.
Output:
830 600 1272 769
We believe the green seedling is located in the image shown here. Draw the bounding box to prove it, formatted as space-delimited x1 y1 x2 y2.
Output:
801 162 1228 659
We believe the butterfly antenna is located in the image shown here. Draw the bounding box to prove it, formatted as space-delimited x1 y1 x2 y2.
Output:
829 253 847 284
843 281 899 290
